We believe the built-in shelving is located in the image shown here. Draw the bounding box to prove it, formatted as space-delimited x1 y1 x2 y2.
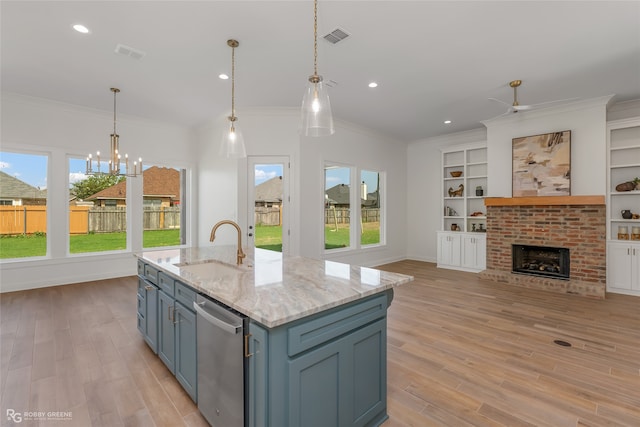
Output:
441 143 487 232
438 142 487 272
607 117 640 296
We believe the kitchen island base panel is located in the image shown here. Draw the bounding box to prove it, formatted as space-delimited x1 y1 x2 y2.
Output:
249 290 392 427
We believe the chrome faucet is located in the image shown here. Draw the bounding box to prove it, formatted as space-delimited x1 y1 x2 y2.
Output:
210 220 246 265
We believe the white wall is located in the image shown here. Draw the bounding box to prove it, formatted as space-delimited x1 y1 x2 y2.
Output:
196 108 408 267
299 121 408 267
484 96 613 197
406 129 487 262
194 108 301 254
0 93 196 292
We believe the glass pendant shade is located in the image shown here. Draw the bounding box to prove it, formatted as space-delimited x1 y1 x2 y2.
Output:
301 78 334 137
220 119 246 158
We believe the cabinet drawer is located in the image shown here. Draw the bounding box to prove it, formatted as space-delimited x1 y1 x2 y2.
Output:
137 260 145 276
175 281 196 311
158 272 175 297
287 293 388 357
144 264 159 285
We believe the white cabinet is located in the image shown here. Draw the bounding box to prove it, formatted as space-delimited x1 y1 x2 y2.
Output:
437 232 485 273
607 118 640 296
437 232 461 267
607 242 640 295
462 234 486 271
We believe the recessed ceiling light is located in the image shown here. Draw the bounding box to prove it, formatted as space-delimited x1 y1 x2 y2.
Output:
219 74 229 80
444 120 452 124
73 24 89 34
368 82 378 88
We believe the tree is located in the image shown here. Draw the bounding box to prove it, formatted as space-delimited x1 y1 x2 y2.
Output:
70 175 125 200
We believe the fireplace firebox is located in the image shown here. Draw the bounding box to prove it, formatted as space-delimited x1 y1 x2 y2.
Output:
512 244 570 279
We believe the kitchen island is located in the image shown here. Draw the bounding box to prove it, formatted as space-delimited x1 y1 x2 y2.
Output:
135 246 413 427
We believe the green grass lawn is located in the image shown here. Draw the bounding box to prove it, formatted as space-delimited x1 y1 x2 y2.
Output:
1 224 380 258
0 229 181 258
325 222 380 249
254 225 283 252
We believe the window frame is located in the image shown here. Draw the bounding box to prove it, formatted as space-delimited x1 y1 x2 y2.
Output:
323 162 387 254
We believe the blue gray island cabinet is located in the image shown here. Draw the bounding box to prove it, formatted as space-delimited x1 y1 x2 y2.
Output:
135 246 413 427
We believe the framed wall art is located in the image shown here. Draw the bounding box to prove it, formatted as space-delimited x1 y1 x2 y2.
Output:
512 130 571 197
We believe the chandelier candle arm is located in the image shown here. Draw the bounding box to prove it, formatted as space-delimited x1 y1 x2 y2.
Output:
86 88 141 177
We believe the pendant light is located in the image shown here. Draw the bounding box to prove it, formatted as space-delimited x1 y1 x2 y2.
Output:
86 88 142 177
300 0 334 137
220 39 247 158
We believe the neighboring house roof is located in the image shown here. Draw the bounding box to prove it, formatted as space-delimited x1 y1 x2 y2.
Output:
86 166 180 202
325 184 379 207
325 184 350 205
0 171 46 199
255 176 283 203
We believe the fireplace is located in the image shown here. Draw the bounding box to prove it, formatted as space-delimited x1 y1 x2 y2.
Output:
480 197 606 298
512 244 570 279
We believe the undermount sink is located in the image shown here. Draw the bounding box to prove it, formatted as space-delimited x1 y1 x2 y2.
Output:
174 260 253 279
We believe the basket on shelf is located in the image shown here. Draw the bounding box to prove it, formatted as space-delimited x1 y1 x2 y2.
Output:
449 171 463 177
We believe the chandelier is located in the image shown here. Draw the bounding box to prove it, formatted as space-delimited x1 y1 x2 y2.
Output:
86 87 141 177
300 0 334 137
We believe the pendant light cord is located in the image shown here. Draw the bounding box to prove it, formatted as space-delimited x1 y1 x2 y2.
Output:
112 88 118 134
231 43 236 120
313 0 318 77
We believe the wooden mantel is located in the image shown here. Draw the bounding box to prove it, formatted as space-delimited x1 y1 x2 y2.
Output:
484 195 605 206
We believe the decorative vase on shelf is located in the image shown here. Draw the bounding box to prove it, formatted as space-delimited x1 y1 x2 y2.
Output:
622 209 633 219
476 186 483 196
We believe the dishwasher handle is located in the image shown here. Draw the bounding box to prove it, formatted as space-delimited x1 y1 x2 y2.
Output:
193 300 242 335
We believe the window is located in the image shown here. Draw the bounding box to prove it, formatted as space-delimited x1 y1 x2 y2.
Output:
143 165 185 248
0 151 48 259
68 157 127 253
323 164 385 252
361 170 383 246
324 164 351 250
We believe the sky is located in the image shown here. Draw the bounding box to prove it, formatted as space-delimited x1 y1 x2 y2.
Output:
0 152 146 189
0 152 49 189
325 167 379 192
254 164 283 186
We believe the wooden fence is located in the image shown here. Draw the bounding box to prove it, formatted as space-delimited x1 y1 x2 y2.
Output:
324 208 380 224
0 206 181 235
0 206 47 235
0 205 379 235
255 206 282 226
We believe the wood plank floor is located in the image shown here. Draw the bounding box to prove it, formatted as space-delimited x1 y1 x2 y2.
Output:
1 260 639 426
379 261 640 427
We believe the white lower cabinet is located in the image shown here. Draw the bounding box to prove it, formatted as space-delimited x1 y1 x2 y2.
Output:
607 241 640 296
437 231 486 273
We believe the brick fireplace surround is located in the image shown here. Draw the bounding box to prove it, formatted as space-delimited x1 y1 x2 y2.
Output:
479 196 606 298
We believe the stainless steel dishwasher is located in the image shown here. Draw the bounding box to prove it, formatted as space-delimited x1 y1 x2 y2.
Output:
193 294 249 427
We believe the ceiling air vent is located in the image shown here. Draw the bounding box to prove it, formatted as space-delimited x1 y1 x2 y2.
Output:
323 28 350 44
114 44 146 60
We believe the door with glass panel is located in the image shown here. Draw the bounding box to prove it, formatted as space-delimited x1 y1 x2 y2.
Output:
247 157 289 253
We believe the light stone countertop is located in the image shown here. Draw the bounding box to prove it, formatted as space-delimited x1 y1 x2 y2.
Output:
135 246 413 328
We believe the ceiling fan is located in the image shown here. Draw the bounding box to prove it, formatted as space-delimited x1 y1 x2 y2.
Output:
488 80 578 117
